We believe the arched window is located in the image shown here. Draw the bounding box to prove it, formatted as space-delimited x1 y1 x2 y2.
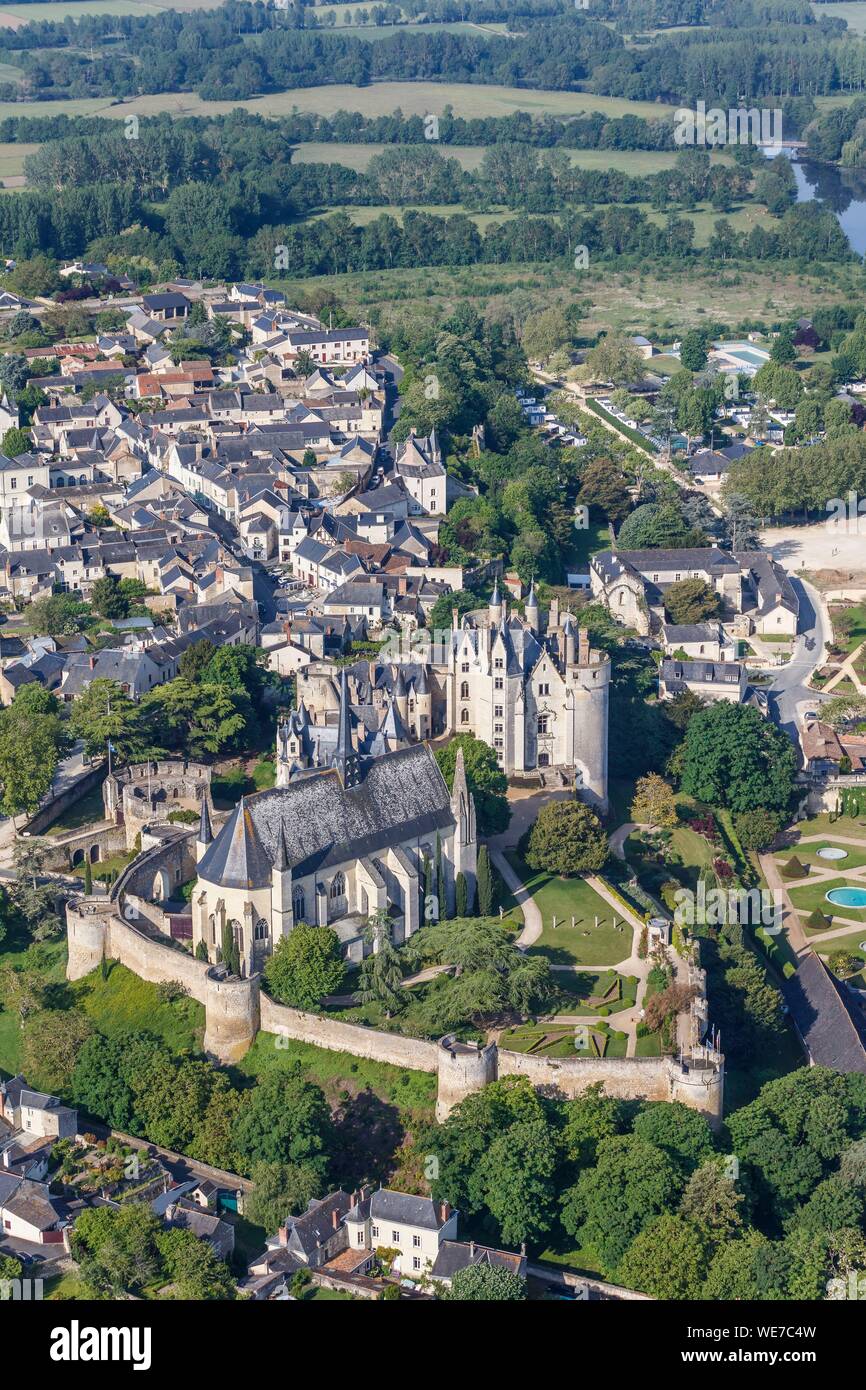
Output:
330 872 345 901
293 889 305 922
461 709 470 724
460 681 469 699
254 919 268 941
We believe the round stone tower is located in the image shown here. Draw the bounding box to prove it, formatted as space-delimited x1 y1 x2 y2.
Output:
65 899 110 981
568 642 611 813
203 968 261 1064
436 1035 498 1120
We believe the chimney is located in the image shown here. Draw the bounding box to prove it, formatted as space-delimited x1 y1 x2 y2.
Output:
331 1207 340 1231
549 596 560 630
89 656 96 670
439 1201 451 1224
451 605 459 629
278 1225 289 1247
578 628 590 665
469 1240 475 1259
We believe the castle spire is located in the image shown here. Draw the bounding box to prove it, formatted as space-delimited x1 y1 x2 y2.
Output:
332 668 361 788
274 818 291 872
197 793 212 847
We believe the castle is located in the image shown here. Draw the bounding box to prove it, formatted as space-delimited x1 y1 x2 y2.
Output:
276 583 611 809
445 582 610 806
192 723 476 976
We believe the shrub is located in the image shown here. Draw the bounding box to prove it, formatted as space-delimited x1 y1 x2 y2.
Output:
781 855 808 880
807 908 832 931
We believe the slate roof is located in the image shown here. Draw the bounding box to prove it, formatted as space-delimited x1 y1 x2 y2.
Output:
784 953 866 1073
344 1188 452 1231
285 1190 352 1257
198 743 454 887
661 623 724 645
431 1241 524 1281
660 659 742 685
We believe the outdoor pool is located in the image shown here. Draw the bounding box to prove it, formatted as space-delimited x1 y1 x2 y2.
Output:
818 847 849 860
826 887 866 908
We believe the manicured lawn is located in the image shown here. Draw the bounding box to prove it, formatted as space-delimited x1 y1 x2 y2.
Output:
635 1031 663 1056
71 961 205 1054
505 851 632 966
212 759 277 807
788 812 866 839
544 970 638 1016
787 876 866 926
829 602 866 654
775 842 866 871
501 1017 628 1058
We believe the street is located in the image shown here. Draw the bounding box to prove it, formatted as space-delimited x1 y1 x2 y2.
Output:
766 577 832 750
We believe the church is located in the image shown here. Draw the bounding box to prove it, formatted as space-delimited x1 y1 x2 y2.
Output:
191 686 477 977
275 666 433 785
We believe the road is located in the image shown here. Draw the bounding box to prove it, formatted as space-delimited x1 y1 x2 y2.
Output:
765 577 832 750
0 740 91 868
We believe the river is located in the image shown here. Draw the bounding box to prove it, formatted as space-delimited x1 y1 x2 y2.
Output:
787 155 866 256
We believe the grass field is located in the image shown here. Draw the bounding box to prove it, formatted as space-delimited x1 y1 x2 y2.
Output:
0 933 68 1076
505 850 632 966
776 840 866 870
292 142 719 176
0 141 38 187
811 1 866 34
788 874 866 926
0 0 219 23
0 82 681 125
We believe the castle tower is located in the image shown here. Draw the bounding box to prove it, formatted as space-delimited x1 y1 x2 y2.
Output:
331 669 361 788
271 819 294 941
413 664 432 739
566 637 611 813
394 666 409 725
488 576 502 628
562 610 577 667
196 793 213 864
525 578 539 636
449 746 477 912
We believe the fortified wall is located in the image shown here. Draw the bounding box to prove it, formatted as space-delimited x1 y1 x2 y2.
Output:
66 835 724 1126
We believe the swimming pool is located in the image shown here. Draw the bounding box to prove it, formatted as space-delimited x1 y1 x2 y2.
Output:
825 887 866 909
713 341 771 367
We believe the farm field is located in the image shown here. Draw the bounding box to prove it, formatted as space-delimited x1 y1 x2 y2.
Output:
0 138 38 185
0 82 680 125
811 1 866 33
308 201 516 230
270 256 864 339
0 0 218 22
292 142 728 175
